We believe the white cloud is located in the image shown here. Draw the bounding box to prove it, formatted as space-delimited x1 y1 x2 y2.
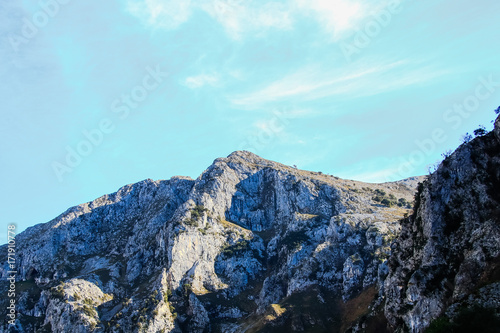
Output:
183 73 219 89
228 62 389 107
125 0 392 40
295 0 366 39
244 66 328 101
230 60 449 108
294 0 394 40
343 165 404 183
335 156 413 183
200 0 292 39
126 0 292 37
126 0 193 30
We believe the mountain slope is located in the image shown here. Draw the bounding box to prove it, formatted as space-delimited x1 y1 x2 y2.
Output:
2 114 499 333
1 151 421 333
381 116 500 332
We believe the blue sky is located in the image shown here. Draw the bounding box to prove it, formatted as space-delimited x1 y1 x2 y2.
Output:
1 0 499 242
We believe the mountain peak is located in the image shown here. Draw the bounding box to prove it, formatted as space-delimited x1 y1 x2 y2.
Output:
225 150 276 166
2 126 499 333
227 150 259 159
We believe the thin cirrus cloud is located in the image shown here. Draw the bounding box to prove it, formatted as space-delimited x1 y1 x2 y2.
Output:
183 73 219 89
229 59 448 108
199 1 293 39
125 0 292 37
126 0 193 30
340 162 407 183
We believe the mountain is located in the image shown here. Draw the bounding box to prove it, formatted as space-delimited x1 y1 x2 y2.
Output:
380 115 500 332
1 115 499 333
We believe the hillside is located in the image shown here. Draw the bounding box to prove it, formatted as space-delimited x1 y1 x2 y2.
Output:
1 114 499 333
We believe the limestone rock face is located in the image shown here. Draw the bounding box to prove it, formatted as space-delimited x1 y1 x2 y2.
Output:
383 116 500 332
2 117 499 333
187 293 209 333
0 150 420 332
43 279 113 333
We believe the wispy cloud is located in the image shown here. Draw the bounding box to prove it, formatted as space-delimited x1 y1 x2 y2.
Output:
126 0 193 30
124 0 384 40
200 1 292 39
229 64 383 106
342 165 404 183
230 60 449 108
295 0 367 40
336 156 411 183
126 0 292 37
183 73 219 89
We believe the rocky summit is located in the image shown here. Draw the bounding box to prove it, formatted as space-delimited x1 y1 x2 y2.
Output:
1 115 500 333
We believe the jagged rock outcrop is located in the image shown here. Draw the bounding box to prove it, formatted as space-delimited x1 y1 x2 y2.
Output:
42 279 113 332
382 114 500 332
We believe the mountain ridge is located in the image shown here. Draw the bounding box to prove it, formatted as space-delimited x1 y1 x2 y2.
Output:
18 150 421 243
1 114 499 332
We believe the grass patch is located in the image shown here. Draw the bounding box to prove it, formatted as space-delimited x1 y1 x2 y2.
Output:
50 281 66 300
372 189 412 208
184 205 208 227
240 285 344 333
426 306 500 333
338 286 378 332
222 240 251 257
266 304 287 321
218 217 252 235
82 304 97 317
192 205 208 219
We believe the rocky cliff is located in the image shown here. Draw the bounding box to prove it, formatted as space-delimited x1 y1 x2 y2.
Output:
379 115 500 332
1 115 499 333
1 150 421 332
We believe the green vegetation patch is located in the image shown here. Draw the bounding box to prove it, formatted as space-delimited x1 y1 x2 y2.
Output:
50 281 66 300
184 205 208 227
282 231 309 251
426 306 500 333
222 240 251 257
372 189 412 208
